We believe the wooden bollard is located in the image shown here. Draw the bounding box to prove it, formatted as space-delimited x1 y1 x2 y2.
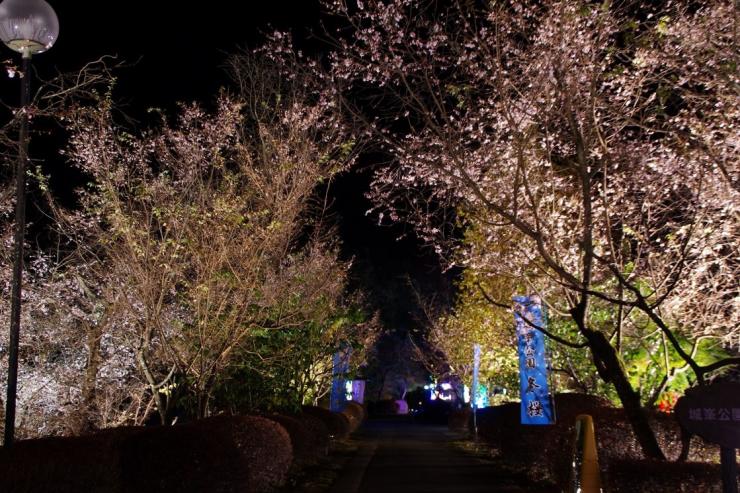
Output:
570 414 602 493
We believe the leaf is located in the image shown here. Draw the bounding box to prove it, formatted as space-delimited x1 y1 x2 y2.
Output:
656 16 671 35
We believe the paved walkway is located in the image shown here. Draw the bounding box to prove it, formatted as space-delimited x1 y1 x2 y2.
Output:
329 418 549 493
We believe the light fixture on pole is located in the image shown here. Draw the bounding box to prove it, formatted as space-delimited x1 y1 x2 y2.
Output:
0 0 58 447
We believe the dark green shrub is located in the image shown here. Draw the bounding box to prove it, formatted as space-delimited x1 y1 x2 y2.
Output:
0 430 126 493
476 394 630 486
474 393 722 490
0 415 293 493
606 459 728 492
117 420 245 493
448 407 471 431
373 399 400 416
301 405 351 439
341 401 365 432
264 414 316 469
293 411 330 458
186 415 292 492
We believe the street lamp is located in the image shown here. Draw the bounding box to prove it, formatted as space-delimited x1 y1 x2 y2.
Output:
0 0 58 447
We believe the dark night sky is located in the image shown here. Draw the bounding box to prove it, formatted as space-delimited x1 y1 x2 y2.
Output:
2 0 452 334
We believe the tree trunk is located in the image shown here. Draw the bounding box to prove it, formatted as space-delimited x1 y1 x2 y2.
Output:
583 327 666 460
197 393 207 420
137 349 168 425
196 383 213 420
377 369 389 401
78 320 103 433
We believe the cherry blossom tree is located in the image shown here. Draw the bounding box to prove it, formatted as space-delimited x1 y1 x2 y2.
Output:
61 50 359 421
2 51 368 435
0 59 148 439
321 0 739 459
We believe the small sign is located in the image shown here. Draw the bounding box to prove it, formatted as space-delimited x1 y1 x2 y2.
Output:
349 380 366 404
674 382 740 449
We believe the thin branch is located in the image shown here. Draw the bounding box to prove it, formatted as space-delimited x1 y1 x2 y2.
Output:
476 282 588 349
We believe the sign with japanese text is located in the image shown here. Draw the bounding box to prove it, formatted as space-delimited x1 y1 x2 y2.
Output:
674 382 740 449
330 346 351 412
514 295 555 425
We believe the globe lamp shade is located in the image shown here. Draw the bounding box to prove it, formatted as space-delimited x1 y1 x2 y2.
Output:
0 0 58 56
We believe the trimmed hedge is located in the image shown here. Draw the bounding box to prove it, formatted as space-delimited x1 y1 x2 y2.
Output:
606 458 731 493
264 414 317 469
185 415 292 492
341 401 365 432
473 393 725 490
293 411 330 458
117 418 247 493
0 428 128 493
0 415 293 493
448 407 471 431
474 393 622 485
301 405 351 439
373 399 400 416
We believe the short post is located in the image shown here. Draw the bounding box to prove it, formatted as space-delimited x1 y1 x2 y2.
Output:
720 446 738 493
570 414 602 493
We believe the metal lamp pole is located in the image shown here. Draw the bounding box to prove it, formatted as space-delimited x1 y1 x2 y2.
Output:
0 0 58 447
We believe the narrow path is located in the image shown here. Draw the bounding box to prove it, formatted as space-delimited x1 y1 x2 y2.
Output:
329 418 545 493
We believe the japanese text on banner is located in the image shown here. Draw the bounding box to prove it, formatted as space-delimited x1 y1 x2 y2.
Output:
514 295 555 425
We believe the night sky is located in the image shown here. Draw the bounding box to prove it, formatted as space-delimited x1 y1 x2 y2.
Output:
1 1 452 339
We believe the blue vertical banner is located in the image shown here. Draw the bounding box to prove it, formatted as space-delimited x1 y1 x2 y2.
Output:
330 345 351 412
513 295 555 425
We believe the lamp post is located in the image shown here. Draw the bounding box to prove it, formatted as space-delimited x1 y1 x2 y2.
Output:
0 0 58 447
